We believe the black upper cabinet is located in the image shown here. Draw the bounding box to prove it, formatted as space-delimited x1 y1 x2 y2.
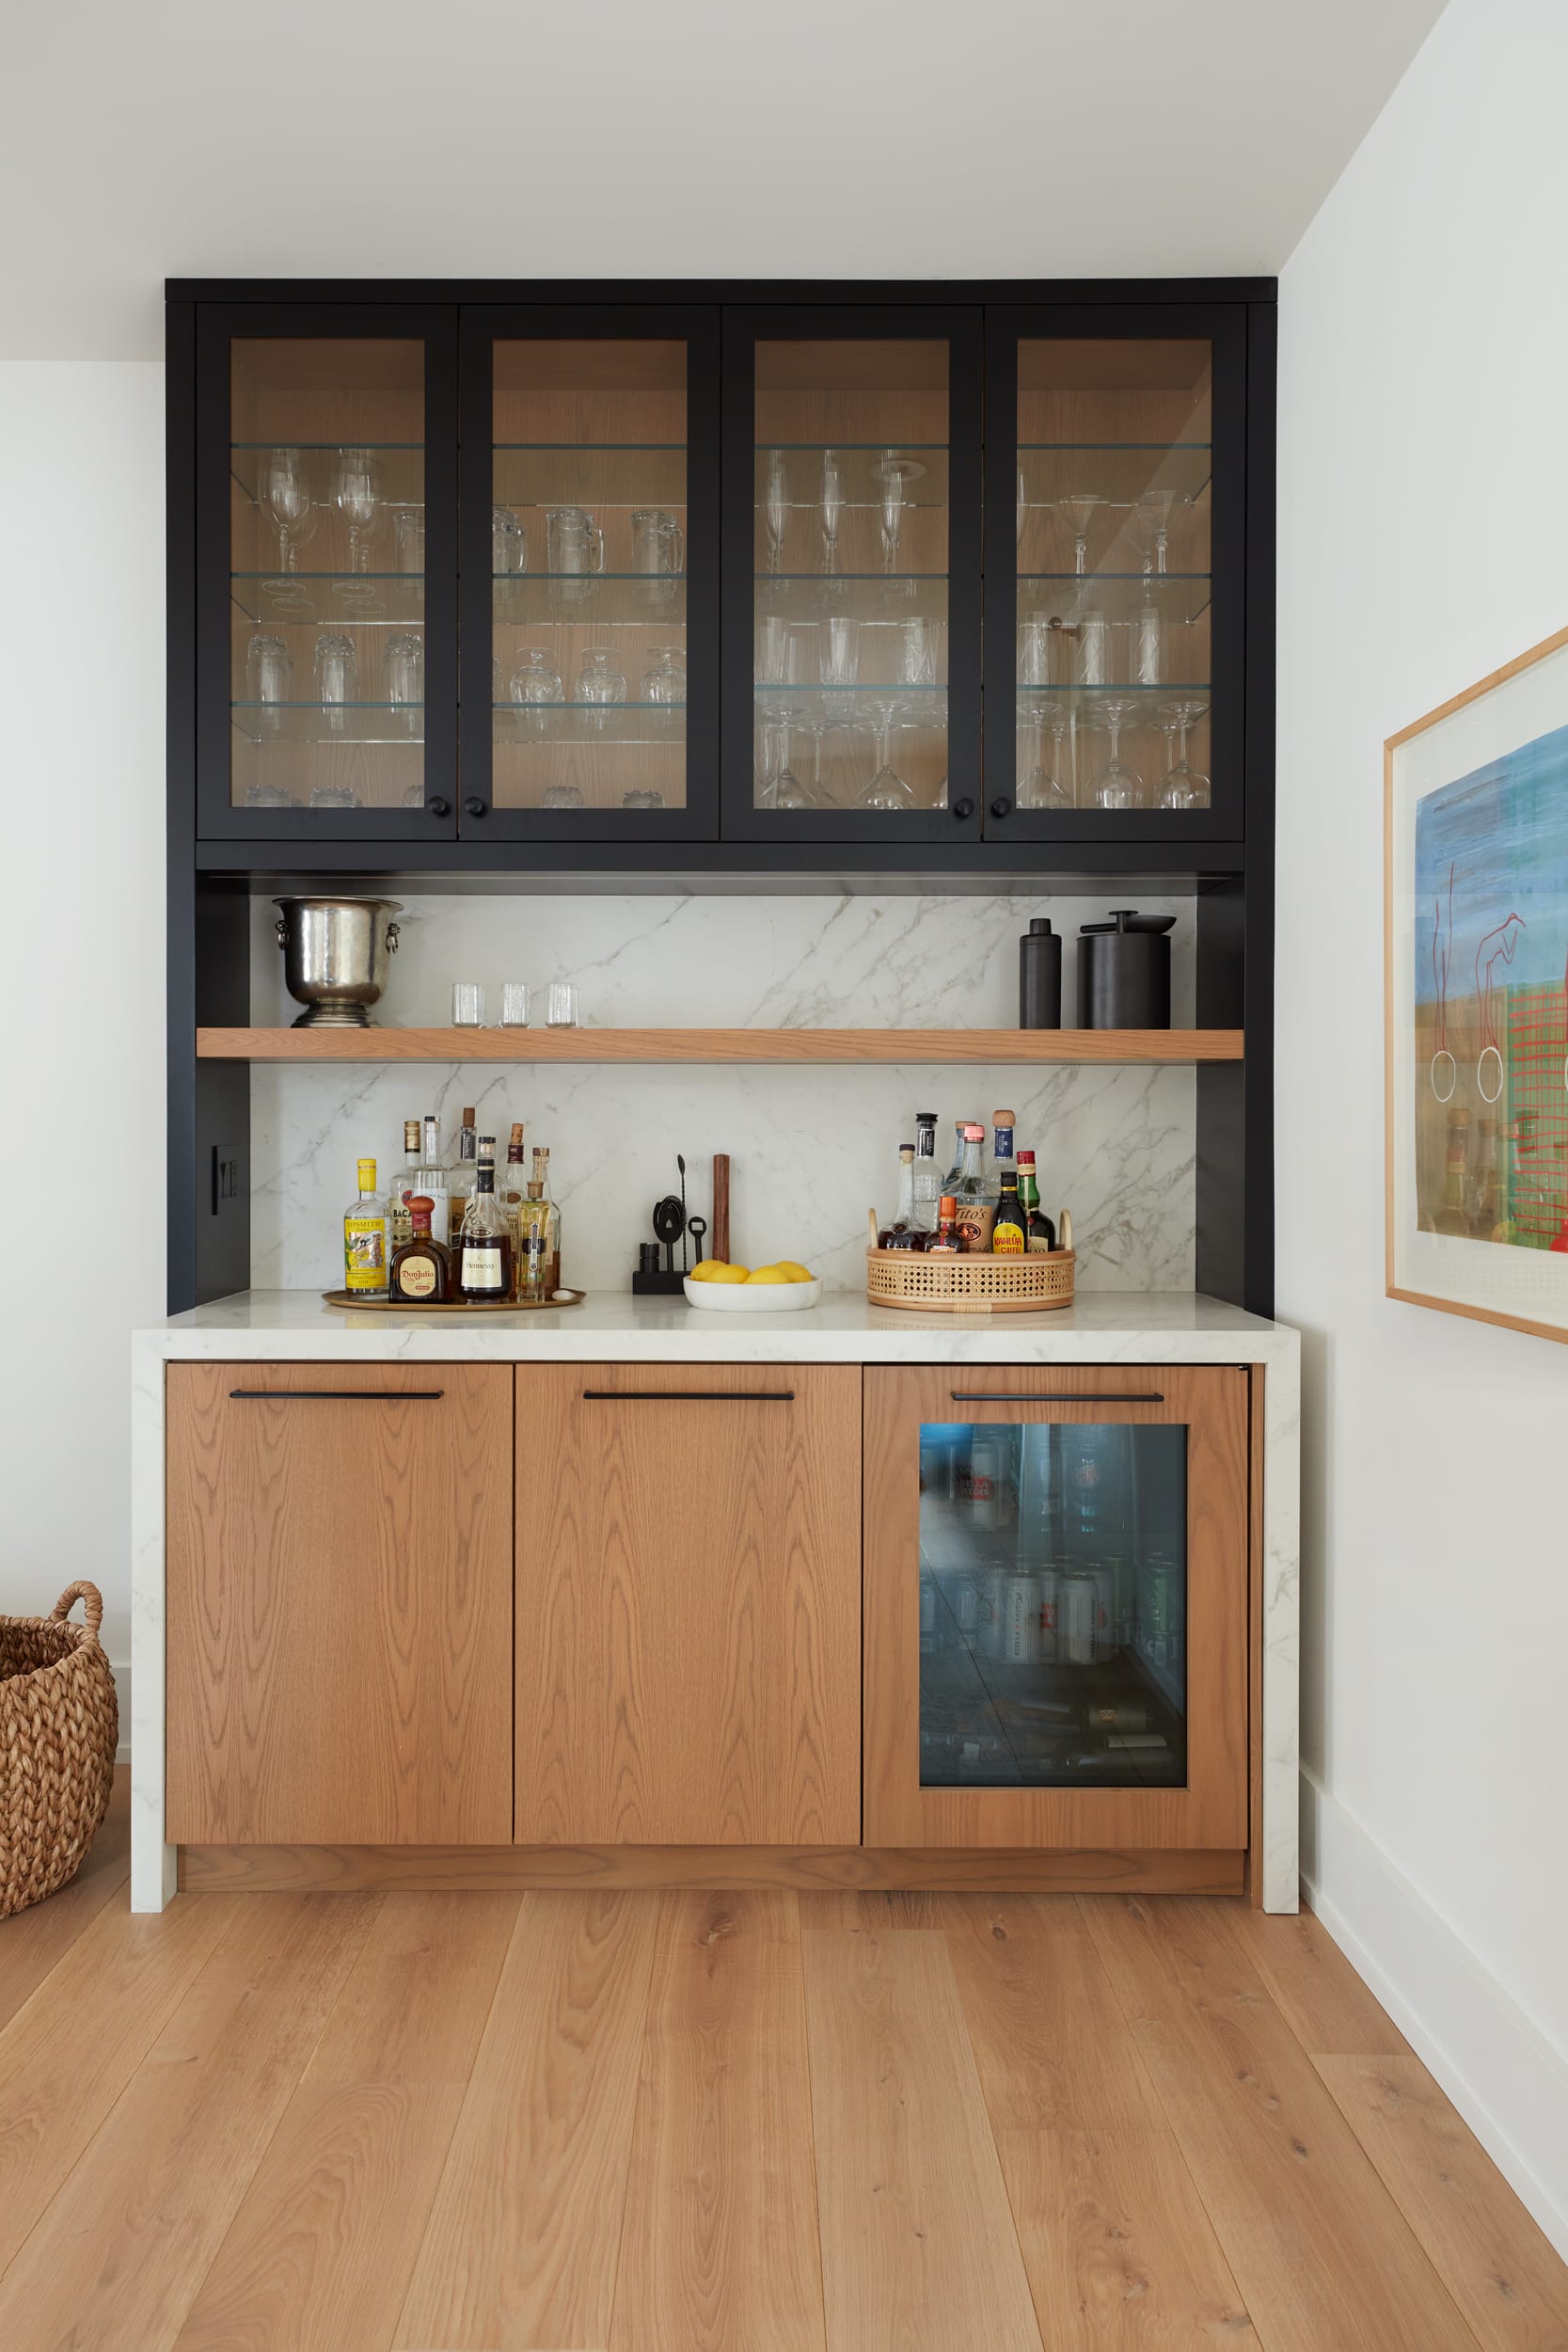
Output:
186 282 1269 866
196 303 460 841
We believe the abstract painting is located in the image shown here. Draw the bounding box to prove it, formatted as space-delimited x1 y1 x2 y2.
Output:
1386 623 1568 1342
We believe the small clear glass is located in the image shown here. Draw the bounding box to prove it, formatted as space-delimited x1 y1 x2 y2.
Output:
452 981 487 1026
499 982 530 1027
546 981 580 1028
543 784 584 809
312 630 358 733
898 617 939 687
818 614 860 688
384 630 423 737
391 508 425 574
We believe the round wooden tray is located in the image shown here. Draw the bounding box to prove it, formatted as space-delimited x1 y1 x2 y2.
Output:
321 1288 586 1313
864 1248 1075 1314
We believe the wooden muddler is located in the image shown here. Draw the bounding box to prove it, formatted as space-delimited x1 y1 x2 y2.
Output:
712 1153 731 1264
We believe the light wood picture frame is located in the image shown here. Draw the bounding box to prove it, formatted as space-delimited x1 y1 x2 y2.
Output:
1386 621 1568 1343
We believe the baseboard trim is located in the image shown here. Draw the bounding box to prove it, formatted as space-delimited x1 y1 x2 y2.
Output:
1301 1766 1568 2263
110 1658 130 1762
179 1841 1245 1898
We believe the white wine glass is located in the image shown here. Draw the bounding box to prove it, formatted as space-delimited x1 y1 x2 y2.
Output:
1086 698 1143 810
333 447 381 575
1057 491 1103 578
1019 706 1072 810
1154 699 1211 808
259 447 312 574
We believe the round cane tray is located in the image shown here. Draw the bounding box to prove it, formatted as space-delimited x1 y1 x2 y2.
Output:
322 1288 586 1313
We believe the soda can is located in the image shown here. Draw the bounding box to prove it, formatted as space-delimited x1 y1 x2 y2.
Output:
1001 1571 1044 1666
1058 1571 1097 1665
1036 1567 1060 1665
969 1438 1002 1531
954 1575 980 1643
1085 1562 1117 1661
975 1566 1008 1660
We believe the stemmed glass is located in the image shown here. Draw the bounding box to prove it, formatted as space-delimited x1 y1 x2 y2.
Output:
259 448 313 574
1132 487 1178 577
333 448 381 575
1019 707 1072 810
1086 698 1143 810
855 696 915 810
510 647 563 722
819 449 845 576
573 646 626 732
763 450 788 576
1057 492 1103 578
1154 700 1211 808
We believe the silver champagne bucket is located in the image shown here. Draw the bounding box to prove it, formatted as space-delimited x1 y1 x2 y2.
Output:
273 897 403 1028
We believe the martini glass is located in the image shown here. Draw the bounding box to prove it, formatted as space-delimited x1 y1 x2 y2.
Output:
1132 486 1179 576
1154 700 1211 808
1086 698 1143 810
1057 492 1104 578
1019 706 1072 810
855 697 915 810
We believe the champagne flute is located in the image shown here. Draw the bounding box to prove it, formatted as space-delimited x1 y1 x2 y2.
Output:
819 448 844 575
763 450 788 575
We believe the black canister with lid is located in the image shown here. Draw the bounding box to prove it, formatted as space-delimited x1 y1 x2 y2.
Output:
1078 910 1176 1028
1019 916 1063 1028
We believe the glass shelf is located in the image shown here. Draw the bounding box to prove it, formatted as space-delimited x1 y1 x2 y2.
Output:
756 442 947 453
1018 683 1210 700
494 702 686 750
493 447 687 507
1018 574 1212 626
755 682 947 694
1018 440 1212 453
1018 446 1212 507
496 441 685 452
231 701 424 747
754 444 949 510
493 576 687 628
231 575 425 627
230 450 425 504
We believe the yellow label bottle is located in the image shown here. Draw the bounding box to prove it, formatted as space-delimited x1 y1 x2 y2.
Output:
343 1157 389 1295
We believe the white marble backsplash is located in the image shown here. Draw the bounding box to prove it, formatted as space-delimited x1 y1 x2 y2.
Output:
250 892 1197 1293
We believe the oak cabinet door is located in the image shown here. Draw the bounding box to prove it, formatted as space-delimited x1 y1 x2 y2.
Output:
166 1362 513 1844
515 1364 861 1844
863 1364 1249 1851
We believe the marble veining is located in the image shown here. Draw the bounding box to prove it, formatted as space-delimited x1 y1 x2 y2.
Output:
250 892 1197 1294
131 1291 1300 1916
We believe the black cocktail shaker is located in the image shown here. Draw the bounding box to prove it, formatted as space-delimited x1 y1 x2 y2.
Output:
1019 916 1062 1028
1077 910 1175 1028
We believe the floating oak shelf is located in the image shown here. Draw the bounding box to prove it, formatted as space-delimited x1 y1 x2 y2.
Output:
198 1026 1243 1065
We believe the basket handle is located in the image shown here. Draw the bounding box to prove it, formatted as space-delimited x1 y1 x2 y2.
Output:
50 1581 103 1642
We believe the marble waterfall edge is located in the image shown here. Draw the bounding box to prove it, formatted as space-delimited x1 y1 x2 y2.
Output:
247 892 1197 1294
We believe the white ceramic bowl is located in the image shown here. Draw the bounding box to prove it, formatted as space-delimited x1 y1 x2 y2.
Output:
683 1275 823 1312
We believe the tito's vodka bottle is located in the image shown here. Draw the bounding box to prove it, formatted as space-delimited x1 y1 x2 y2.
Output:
952 1125 997 1253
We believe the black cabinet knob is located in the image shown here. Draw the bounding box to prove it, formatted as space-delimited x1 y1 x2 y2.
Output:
990 796 1013 820
952 797 976 821
464 797 488 818
426 796 451 818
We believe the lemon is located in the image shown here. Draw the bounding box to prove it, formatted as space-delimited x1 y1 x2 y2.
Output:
689 1260 725 1282
773 1260 815 1283
705 1263 752 1285
745 1266 790 1284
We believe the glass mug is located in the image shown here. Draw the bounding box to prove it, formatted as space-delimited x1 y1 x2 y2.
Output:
546 506 605 576
630 507 684 577
492 505 528 577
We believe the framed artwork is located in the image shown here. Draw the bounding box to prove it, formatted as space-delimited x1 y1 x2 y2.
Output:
1386 621 1568 1343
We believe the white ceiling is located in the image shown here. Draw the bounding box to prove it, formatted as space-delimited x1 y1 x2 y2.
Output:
3 0 1446 358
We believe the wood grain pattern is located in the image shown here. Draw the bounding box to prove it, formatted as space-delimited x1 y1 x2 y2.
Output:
515 1364 860 1846
1248 1360 1265 1904
863 1365 1251 1852
1315 2054 1568 2352
0 1894 376 2352
612 1893 826 2351
1083 1895 1480 2352
801 1925 1043 2352
994 2125 1261 2351
198 1024 1245 1064
166 1361 514 1845
171 1892 512 2351
0 1769 128 2033
1246 1903 1413 2058
938 1894 1164 2133
395 1889 658 2351
0 1891 240 2276
179 1841 1247 1895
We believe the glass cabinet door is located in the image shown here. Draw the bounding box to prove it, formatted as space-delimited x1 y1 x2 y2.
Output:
722 309 981 843
460 309 720 837
985 307 1244 841
198 307 457 837
863 1366 1249 1852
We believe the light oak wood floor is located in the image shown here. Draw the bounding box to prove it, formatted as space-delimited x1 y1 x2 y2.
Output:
1 1779 1564 2350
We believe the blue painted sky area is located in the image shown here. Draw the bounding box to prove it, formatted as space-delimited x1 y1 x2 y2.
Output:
1414 718 1568 1005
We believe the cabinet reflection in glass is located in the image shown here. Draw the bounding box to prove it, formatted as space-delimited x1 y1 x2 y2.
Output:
917 1419 1188 1789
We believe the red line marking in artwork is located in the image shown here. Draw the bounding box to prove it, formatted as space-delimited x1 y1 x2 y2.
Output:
1475 913 1526 1055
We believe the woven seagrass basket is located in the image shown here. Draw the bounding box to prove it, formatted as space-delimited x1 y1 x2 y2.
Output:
866 1246 1076 1313
0 1582 118 1919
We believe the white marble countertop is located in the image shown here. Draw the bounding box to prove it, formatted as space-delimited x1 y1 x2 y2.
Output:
137 1287 1298 1364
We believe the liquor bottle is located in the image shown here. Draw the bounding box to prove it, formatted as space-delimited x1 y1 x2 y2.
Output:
520 1186 549 1301
499 1120 528 1252
989 1109 1018 1194
925 1194 961 1254
389 1195 451 1302
942 1118 976 1194
911 1111 942 1232
1016 1150 1057 1252
342 1157 389 1297
456 1136 514 1302
991 1164 1027 1254
952 1125 997 1252
447 1106 479 1244
514 1147 561 1297
878 1146 926 1250
413 1113 451 1247
388 1119 422 1252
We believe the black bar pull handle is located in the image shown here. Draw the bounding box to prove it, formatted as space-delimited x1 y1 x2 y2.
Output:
949 1391 1164 1406
580 1390 795 1404
229 1389 446 1402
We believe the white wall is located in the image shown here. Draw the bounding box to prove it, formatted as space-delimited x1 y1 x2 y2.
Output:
0 365 166 1684
1277 0 1568 2253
